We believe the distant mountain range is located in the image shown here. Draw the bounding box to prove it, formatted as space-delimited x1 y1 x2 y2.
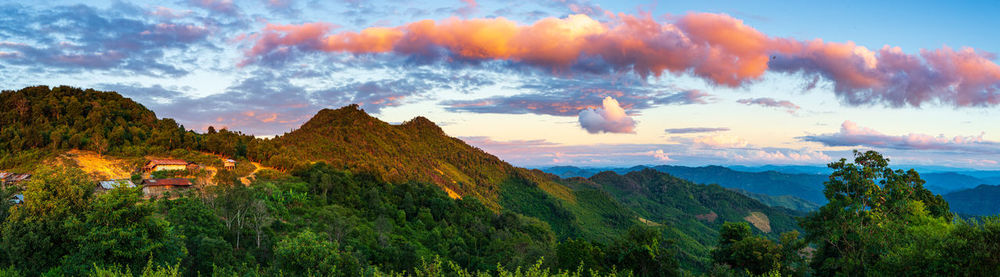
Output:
542 165 1000 213
944 184 1000 216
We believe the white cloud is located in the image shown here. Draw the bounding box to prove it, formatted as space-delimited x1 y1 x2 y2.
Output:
578 96 636 134
692 134 749 148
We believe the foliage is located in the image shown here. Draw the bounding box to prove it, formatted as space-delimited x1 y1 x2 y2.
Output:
711 222 806 276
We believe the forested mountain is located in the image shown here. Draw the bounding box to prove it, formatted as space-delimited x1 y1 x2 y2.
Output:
581 169 804 270
543 165 999 212
264 105 572 212
944 185 1000 216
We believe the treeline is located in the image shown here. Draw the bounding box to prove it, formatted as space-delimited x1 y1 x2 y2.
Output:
708 151 1000 276
0 163 679 276
0 86 260 169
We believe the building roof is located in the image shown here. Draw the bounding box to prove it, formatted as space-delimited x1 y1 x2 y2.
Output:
2 173 30 182
146 159 189 166
11 194 22 204
142 178 192 187
224 159 236 163
99 180 136 190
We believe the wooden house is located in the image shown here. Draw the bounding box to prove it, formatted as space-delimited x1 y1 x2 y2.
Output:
223 159 236 170
96 180 136 193
143 159 189 173
0 173 31 187
141 178 192 198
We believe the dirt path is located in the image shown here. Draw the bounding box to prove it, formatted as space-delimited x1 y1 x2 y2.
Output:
61 150 131 179
239 161 268 185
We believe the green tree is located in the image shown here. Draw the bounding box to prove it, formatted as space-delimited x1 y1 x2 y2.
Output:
605 225 679 277
0 165 93 274
159 197 235 276
273 230 358 276
711 222 804 276
60 186 187 275
800 150 952 275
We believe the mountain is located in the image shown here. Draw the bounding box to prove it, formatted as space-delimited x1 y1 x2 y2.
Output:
921 172 992 194
267 105 575 211
731 189 821 212
646 165 828 205
943 184 1000 216
541 165 827 205
727 165 833 175
582 169 804 269
542 165 997 211
0 86 197 171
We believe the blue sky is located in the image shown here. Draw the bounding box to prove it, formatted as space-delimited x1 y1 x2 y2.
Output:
2 0 1000 169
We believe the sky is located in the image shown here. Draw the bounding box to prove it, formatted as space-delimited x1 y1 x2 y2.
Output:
2 0 1000 169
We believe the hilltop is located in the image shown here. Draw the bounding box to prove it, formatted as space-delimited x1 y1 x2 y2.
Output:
266 105 572 211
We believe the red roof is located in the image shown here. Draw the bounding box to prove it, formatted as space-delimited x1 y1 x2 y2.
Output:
142 178 192 187
146 159 189 166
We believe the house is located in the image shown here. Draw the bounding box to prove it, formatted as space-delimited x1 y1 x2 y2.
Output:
0 173 31 187
143 159 189 172
186 162 200 171
141 178 193 198
223 159 236 170
96 180 136 193
11 194 23 205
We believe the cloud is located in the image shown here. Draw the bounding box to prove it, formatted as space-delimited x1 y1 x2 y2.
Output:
547 0 606 17
240 12 1000 108
444 88 709 116
799 121 1000 153
737 97 800 113
98 68 439 135
691 134 749 149
456 0 478 17
443 75 710 116
0 3 212 77
578 96 636 134
186 0 239 15
262 0 301 16
665 127 730 134
461 136 831 167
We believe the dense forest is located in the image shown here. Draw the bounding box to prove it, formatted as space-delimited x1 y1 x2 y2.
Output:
2 86 1000 276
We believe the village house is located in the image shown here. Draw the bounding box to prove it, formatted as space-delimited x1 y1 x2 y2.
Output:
142 159 191 173
141 178 193 198
96 180 136 193
223 159 236 170
11 194 22 205
0 172 31 187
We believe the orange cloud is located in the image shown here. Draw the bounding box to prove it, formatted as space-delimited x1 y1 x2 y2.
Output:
242 12 1000 107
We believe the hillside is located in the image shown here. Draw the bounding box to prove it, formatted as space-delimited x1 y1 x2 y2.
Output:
266 105 573 212
542 165 997 212
582 169 804 269
943 184 1000 216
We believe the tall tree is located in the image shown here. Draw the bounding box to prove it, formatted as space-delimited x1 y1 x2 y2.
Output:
800 150 952 275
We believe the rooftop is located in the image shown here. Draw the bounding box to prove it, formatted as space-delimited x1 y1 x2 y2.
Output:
142 178 192 187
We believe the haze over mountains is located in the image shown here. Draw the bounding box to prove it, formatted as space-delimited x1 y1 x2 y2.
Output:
542 165 1000 214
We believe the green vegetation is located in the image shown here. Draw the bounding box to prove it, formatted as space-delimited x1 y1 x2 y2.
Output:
5 86 1000 276
0 163 682 276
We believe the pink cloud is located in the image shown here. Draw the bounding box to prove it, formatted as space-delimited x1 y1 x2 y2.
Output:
801 121 1000 153
737 97 800 114
456 0 478 17
240 12 1000 108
